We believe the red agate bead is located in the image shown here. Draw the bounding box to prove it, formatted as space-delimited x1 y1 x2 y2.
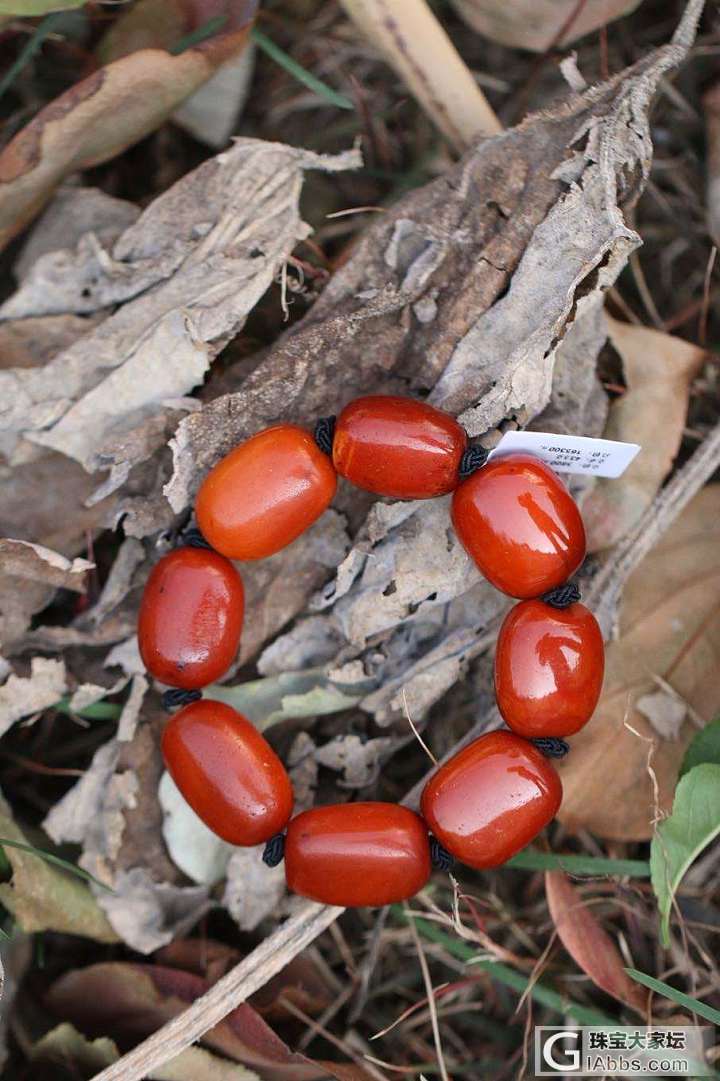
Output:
162 700 293 846
332 395 467 499
284 802 431 907
451 454 586 598
421 731 562 869
495 599 604 738
138 548 244 690
195 424 337 560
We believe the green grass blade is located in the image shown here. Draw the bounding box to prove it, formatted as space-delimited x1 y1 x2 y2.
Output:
0 11 70 104
251 27 354 111
170 14 227 55
506 849 650 877
409 914 617 1026
626 968 720 1026
0 838 112 892
53 696 123 721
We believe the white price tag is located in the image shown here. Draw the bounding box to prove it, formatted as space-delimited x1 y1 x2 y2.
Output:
488 431 640 478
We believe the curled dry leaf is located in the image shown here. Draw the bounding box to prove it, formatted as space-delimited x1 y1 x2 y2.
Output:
13 186 140 283
46 962 333 1081
161 13 699 722
449 0 643 52
1 138 361 487
339 0 501 150
315 734 395 787
0 801 118 942
558 486 720 841
98 869 211 955
0 2 258 252
582 316 706 551
30 1023 118 1075
98 0 257 150
30 1021 265 1081
0 656 66 738
545 871 648 1014
222 848 286 933
0 538 91 592
44 722 211 954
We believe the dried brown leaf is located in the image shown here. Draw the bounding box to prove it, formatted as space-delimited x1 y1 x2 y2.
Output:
0 656 66 738
1 139 360 487
0 5 257 252
315 734 394 787
449 0 642 52
0 802 118 942
583 316 706 551
99 0 256 150
0 538 91 592
46 963 331 1081
545 871 647 1013
162 23 692 708
558 485 720 840
14 186 139 282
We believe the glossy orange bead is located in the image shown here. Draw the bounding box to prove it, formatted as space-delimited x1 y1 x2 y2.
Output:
495 600 604 738
421 731 562 869
138 548 244 690
195 424 337 560
333 395 467 499
162 700 293 845
284 802 431 907
451 454 586 598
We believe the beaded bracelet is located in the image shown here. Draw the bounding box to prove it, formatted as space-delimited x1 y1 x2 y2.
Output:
137 395 604 908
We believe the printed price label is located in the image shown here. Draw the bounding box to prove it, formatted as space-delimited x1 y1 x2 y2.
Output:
488 431 640 478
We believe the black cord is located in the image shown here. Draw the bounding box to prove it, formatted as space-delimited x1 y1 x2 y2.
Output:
429 836 455 872
314 415 336 457
162 688 202 712
531 737 569 759
262 833 286 867
541 582 581 608
459 444 489 478
179 525 212 550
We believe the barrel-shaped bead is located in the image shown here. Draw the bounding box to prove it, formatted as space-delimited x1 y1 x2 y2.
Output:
138 548 244 690
332 395 467 499
495 600 604 738
195 424 337 560
451 455 586 598
284 802 431 906
421 731 562 869
162 700 293 845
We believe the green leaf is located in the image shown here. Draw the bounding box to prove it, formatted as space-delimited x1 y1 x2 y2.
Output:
507 848 650 877
0 812 117 942
679 717 720 777
0 1 85 12
406 913 618 1026
250 27 354 111
626 968 720 1026
206 667 368 730
650 762 720 946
